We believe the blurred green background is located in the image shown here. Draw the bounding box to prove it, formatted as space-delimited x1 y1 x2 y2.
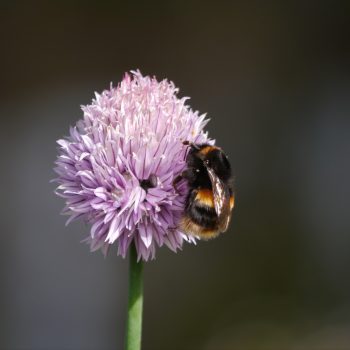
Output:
1 1 350 349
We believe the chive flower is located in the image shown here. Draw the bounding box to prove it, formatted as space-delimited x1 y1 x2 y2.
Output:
54 70 211 261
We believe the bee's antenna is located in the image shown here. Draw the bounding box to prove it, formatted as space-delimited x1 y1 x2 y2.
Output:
182 140 200 150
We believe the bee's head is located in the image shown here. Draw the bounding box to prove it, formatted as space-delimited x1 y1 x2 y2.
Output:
203 148 231 181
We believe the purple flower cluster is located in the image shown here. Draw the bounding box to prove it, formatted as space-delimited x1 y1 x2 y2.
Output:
54 71 211 260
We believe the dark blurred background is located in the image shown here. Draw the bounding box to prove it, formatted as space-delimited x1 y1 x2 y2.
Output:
1 1 350 349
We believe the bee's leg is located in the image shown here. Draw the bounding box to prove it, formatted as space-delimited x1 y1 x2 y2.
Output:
172 175 183 193
173 168 196 193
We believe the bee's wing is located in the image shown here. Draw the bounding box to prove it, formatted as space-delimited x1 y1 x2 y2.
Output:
206 167 231 232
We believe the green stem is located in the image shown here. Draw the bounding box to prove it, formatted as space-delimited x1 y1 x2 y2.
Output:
125 243 143 350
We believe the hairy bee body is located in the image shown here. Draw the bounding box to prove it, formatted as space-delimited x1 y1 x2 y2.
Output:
177 143 234 239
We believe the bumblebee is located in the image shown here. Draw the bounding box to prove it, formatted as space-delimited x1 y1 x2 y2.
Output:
174 142 234 239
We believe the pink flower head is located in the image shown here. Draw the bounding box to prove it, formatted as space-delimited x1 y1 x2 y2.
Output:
54 70 211 261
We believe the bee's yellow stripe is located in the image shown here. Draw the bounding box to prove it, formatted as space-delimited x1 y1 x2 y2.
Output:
195 189 214 208
198 145 218 156
230 196 235 210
